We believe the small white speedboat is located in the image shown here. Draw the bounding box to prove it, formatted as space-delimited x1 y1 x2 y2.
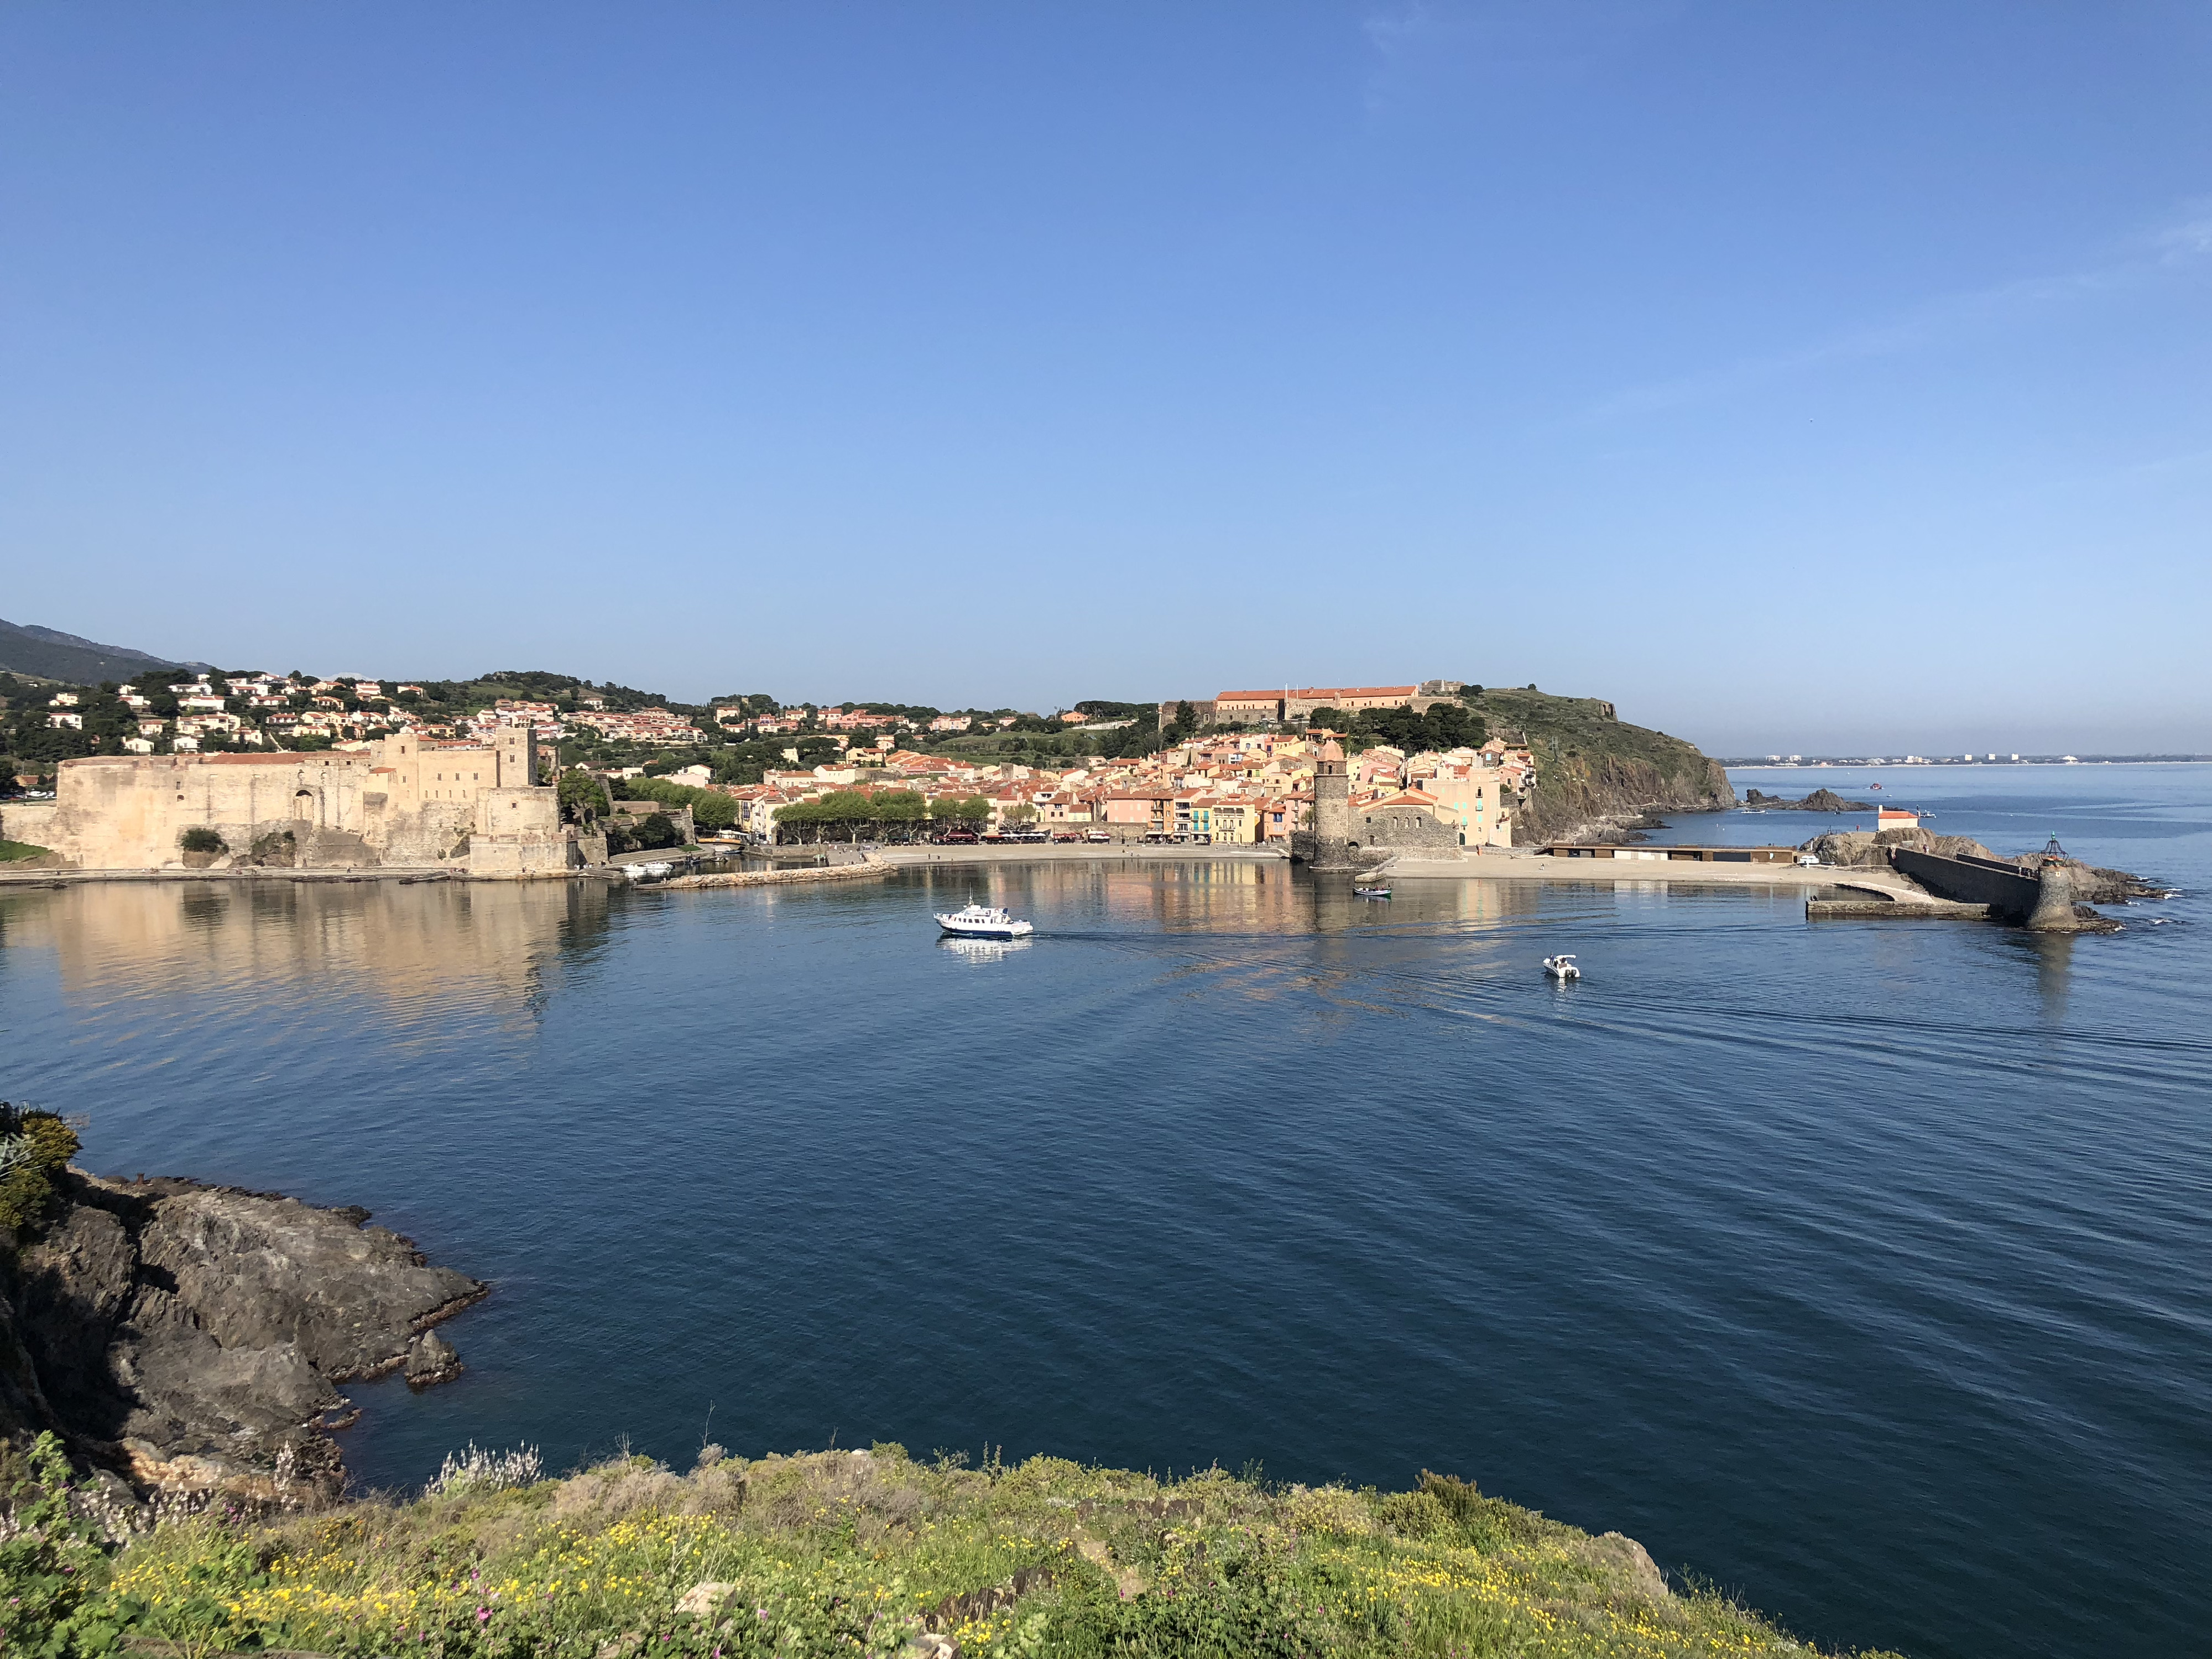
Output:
1542 954 1582 981
935 903 1035 940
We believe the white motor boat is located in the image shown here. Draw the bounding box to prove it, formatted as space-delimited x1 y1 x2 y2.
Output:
934 903 1035 940
1542 953 1582 981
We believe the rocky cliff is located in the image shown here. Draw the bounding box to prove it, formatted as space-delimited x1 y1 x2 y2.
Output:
1464 687 1734 843
1 1171 484 1499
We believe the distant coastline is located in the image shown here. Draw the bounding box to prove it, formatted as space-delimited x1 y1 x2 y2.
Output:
1718 755 2211 768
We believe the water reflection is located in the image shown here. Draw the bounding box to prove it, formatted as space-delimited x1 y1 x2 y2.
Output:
2027 930 2074 1021
0 879 609 1019
937 936 1032 966
903 860 1554 937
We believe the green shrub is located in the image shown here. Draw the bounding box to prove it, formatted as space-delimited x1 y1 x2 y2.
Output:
559 767 612 822
0 1104 80 1236
1416 1468 1559 1552
178 826 226 855
0 1433 129 1656
1371 1486 1451 1540
616 776 738 833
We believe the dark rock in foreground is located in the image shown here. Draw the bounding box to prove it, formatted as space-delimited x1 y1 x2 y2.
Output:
1 1171 485 1498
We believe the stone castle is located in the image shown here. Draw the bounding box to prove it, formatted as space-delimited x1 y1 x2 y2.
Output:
33 725 592 877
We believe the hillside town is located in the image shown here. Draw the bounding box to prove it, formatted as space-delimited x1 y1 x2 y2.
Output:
1 670 1540 867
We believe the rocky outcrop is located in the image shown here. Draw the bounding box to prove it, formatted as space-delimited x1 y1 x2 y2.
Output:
1460 688 1735 845
1742 787 1874 812
0 1171 484 1498
2012 852 2166 905
1800 826 1997 868
1515 753 1735 844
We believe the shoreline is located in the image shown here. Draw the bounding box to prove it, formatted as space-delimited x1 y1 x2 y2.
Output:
0 864 470 886
1371 849 1962 903
878 843 1289 866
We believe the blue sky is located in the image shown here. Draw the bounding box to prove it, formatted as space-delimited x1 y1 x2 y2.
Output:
2 2 2206 753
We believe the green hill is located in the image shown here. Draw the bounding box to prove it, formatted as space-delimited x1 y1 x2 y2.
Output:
1466 686 1736 842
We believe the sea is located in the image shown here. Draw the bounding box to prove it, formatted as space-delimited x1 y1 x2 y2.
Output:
3 762 2206 1659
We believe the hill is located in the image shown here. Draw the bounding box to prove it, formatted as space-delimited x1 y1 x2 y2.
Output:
0 617 208 685
1464 685 1736 841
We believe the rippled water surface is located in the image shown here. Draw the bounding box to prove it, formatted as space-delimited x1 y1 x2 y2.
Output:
4 764 2207 1659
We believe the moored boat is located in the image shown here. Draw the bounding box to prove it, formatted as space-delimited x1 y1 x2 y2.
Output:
1542 953 1581 980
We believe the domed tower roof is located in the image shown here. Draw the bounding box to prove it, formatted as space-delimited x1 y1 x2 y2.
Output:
1318 738 1344 762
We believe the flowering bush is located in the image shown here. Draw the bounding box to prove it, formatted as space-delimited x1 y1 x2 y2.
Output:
0 1433 132 1657
429 1444 546 1498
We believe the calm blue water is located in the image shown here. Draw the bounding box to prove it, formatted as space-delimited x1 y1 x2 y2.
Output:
3 764 2206 1659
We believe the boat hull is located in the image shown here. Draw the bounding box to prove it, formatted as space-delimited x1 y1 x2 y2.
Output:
936 920 1034 939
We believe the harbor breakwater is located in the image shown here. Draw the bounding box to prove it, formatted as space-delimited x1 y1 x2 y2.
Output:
657 858 892 891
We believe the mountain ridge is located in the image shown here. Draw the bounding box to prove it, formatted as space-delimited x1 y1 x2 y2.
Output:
0 617 213 686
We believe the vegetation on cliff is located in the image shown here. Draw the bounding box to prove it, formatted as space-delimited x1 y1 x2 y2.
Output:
1461 688 1734 843
2 1439 1902 1659
0 1105 79 1235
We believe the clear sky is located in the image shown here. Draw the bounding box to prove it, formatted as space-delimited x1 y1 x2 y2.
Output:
3 3 2206 754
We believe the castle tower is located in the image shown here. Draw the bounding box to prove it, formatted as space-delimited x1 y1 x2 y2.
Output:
2026 858 2082 932
1311 740 1352 871
494 722 538 789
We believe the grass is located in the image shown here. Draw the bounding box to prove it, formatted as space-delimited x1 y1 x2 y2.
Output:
1465 691 1710 789
0 837 50 862
35 1443 1906 1658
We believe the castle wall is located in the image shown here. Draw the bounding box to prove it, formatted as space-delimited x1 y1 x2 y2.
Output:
0 799 58 848
1354 805 1463 849
46 754 386 870
46 723 577 877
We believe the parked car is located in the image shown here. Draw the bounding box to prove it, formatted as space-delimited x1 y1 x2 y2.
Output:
1086 829 1112 842
1050 831 1082 843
